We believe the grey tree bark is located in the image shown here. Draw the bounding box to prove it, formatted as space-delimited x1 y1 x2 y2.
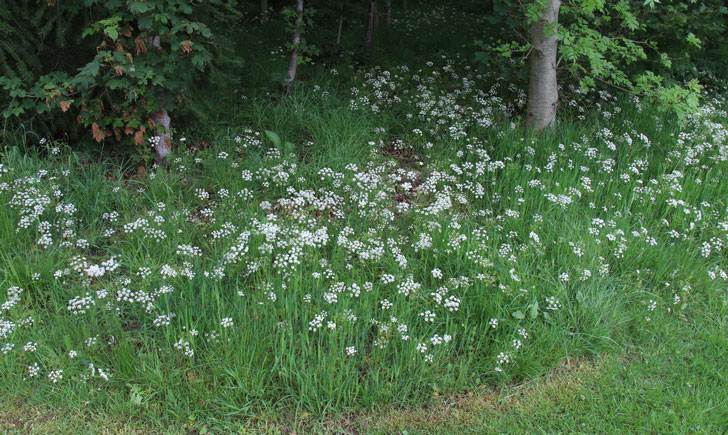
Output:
261 0 268 22
285 0 304 86
402 0 406 12
151 108 172 162
385 0 391 25
149 35 172 162
525 0 560 131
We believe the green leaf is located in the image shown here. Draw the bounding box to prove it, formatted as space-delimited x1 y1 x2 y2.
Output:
512 311 525 320
265 130 282 147
78 60 101 78
128 384 143 405
9 88 27 98
82 27 96 38
107 79 126 90
129 2 150 14
529 301 539 319
138 15 153 30
284 141 296 154
686 33 701 48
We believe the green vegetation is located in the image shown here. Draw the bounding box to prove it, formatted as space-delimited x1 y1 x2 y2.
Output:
1 1 727 433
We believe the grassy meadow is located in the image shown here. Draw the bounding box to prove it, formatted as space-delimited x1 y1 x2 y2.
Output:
1 5 728 434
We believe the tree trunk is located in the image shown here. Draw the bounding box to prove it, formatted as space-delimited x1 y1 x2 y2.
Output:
151 108 172 162
336 6 344 46
148 35 172 162
373 2 379 29
285 0 304 86
525 0 560 131
402 0 406 12
385 0 391 25
366 1 378 44
261 0 268 23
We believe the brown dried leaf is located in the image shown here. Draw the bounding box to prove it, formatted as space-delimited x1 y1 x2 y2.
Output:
91 123 106 142
134 39 147 54
59 100 72 112
134 130 144 145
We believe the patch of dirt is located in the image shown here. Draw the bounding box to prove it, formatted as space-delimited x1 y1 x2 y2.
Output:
0 402 58 433
0 400 159 434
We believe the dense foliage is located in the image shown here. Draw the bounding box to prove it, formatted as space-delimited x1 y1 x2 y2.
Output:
1 0 233 160
2 0 726 157
476 0 727 117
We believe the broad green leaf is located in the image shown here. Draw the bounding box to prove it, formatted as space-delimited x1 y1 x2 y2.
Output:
265 130 281 147
128 2 150 14
529 301 539 319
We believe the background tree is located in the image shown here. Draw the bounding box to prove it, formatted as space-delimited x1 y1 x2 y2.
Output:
261 0 269 22
479 0 714 131
366 1 379 45
285 0 305 86
525 0 560 130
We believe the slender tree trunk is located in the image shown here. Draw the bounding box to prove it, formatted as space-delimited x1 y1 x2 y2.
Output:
402 0 406 12
285 0 304 86
261 0 268 22
525 0 560 131
151 108 172 162
366 1 374 44
336 5 344 46
366 1 378 44
385 0 391 25
373 2 379 29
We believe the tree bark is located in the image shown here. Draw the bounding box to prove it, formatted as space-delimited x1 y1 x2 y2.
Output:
366 1 378 44
373 2 379 29
336 5 344 46
402 0 406 12
525 0 560 131
285 0 304 86
385 0 391 25
148 35 172 162
261 0 268 23
151 108 172 162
